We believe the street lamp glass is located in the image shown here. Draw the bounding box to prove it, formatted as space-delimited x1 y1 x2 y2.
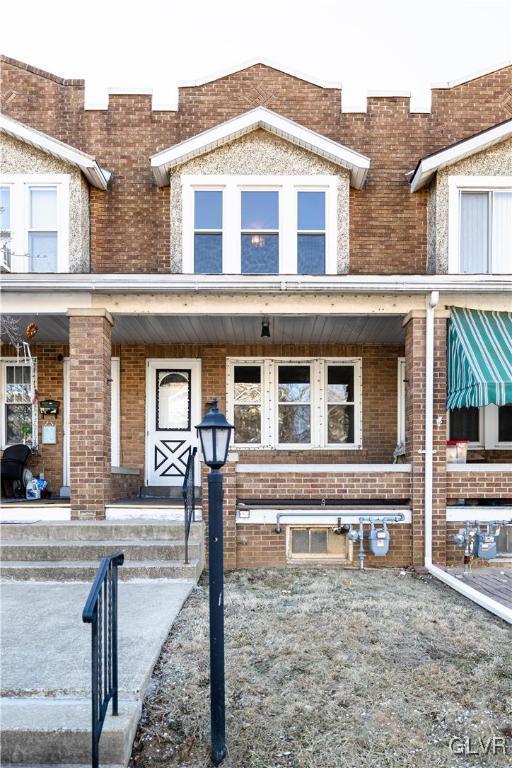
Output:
196 399 233 468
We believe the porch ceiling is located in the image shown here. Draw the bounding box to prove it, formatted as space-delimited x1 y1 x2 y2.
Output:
2 314 405 345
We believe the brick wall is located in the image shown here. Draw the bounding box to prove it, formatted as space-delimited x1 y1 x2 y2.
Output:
235 470 410 500
447 470 512 500
2 55 511 275
110 471 141 502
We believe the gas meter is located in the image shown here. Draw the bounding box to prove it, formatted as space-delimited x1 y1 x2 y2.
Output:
476 527 497 560
369 522 390 556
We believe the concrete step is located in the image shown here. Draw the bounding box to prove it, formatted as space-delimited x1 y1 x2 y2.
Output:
0 539 201 562
1 558 204 581
0 696 139 766
0 520 203 542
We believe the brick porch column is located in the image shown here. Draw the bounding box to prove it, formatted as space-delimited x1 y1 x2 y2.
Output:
404 311 448 566
201 452 238 571
67 309 113 520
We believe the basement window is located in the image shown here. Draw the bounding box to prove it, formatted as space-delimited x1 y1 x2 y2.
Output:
288 527 350 561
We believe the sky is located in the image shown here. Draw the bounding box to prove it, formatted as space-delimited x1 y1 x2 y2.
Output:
1 0 511 111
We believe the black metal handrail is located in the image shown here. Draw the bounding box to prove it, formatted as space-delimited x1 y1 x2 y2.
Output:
82 553 124 768
182 446 197 564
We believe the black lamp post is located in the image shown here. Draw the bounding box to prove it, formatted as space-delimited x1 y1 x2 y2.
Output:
195 399 233 765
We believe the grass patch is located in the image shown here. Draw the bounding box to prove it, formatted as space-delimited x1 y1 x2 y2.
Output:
131 568 511 768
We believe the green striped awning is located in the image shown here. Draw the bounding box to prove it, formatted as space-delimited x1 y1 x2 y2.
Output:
447 307 512 409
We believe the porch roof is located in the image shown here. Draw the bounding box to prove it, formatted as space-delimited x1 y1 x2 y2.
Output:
447 307 512 408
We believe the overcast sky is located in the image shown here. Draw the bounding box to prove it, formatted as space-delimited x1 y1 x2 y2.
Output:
2 0 511 110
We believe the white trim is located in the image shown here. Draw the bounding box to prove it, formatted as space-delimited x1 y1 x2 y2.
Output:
447 463 512 472
150 107 370 189
447 507 512 522
237 508 411 524
176 58 342 90
449 403 512 450
0 505 71 523
183 175 338 276
448 177 512 274
0 174 70 273
227 356 362 450
2 272 511 293
236 463 410 473
111 357 120 467
410 120 512 192
63 357 70 488
0 114 111 189
431 59 512 89
397 357 406 445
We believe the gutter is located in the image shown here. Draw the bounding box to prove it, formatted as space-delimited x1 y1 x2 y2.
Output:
1 273 512 294
422 290 512 624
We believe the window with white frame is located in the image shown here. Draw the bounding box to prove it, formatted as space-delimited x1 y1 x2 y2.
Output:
0 175 70 272
448 176 512 274
448 405 512 449
182 175 337 275
0 359 37 448
227 357 361 449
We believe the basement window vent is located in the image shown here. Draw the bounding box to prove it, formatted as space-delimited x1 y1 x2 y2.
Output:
288 527 350 561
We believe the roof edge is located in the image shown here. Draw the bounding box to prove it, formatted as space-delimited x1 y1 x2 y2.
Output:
431 58 512 89
0 54 84 86
177 58 342 90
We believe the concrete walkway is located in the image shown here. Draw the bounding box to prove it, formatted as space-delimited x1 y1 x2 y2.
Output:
1 579 194 766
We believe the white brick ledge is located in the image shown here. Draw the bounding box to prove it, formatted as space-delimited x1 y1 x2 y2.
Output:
236 463 411 473
447 463 512 472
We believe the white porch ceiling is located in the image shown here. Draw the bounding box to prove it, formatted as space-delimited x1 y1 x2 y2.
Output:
2 314 404 345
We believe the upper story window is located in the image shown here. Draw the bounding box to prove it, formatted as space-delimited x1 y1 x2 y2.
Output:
183 175 337 275
0 175 69 273
448 176 512 274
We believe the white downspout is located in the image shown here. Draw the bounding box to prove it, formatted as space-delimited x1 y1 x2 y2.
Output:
424 290 438 567
422 291 512 624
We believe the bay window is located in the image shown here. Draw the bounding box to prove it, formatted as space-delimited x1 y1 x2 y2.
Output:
448 176 512 274
0 175 69 273
227 357 361 449
183 175 337 274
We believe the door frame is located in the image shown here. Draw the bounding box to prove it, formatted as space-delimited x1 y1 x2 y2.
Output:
144 358 202 486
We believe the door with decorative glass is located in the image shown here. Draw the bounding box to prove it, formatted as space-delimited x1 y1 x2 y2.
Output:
145 360 201 486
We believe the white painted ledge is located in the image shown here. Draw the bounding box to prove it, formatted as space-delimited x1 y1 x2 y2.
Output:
236 463 411 473
447 507 512 522
447 463 512 472
236 508 411 525
111 466 140 475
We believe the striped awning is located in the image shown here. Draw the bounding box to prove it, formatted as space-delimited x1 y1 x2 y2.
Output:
447 308 512 409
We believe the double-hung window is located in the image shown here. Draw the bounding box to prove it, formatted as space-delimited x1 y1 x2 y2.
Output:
183 176 337 275
0 175 69 272
0 359 37 448
449 405 512 449
449 176 512 273
227 357 361 449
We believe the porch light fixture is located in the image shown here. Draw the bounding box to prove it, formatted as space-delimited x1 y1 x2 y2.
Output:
261 320 271 339
195 399 234 765
196 399 233 470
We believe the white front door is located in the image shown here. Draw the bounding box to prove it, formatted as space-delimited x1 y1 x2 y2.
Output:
145 359 201 486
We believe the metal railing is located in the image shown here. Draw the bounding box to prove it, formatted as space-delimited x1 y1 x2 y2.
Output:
182 447 197 564
82 553 124 768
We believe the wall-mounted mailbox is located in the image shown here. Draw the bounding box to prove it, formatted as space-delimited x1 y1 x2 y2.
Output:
39 400 60 417
42 424 57 445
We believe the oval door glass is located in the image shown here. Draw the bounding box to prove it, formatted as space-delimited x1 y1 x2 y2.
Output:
157 370 190 430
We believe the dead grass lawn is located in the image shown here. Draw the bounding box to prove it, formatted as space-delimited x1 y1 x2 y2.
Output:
131 568 511 768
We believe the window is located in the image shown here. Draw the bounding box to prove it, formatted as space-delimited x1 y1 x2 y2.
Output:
241 191 279 273
0 175 69 272
297 191 325 274
448 405 512 449
0 359 37 448
1 186 11 270
183 175 337 275
288 527 350 561
194 190 223 273
227 357 361 449
448 176 512 274
233 364 263 445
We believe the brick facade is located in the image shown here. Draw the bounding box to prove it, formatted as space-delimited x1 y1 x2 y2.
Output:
68 311 113 519
1 55 511 275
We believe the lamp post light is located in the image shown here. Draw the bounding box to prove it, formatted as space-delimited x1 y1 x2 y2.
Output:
195 399 233 765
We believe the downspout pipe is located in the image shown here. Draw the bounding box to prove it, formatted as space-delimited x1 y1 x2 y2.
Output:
422 291 512 624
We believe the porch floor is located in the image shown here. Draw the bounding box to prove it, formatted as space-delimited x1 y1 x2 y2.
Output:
450 567 512 611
